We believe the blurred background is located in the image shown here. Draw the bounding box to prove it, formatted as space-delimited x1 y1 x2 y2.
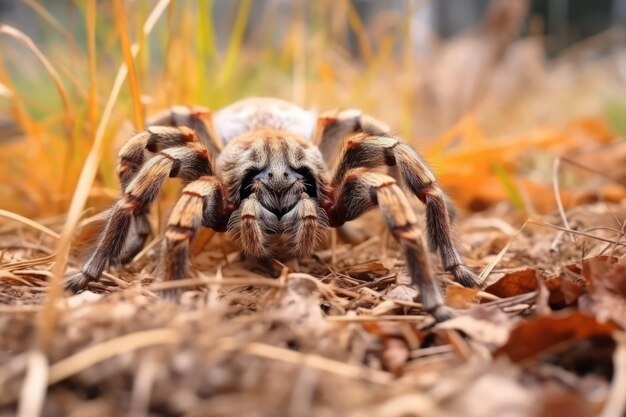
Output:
0 0 624 218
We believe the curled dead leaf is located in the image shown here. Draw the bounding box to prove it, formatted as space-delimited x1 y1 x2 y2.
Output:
496 311 618 362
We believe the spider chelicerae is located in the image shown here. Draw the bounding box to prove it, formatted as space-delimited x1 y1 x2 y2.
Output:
66 97 477 321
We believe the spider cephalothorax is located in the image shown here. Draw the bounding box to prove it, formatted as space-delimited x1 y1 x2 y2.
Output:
66 97 477 321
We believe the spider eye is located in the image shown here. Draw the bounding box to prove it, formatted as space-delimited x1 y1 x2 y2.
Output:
240 168 261 200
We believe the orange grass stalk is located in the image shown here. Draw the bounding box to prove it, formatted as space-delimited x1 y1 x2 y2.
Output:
0 25 73 134
17 2 172 416
114 0 144 130
217 0 253 86
86 0 98 134
341 0 373 63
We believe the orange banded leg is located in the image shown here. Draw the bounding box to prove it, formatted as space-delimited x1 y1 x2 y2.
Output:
159 176 224 298
114 126 199 263
332 134 477 288
314 109 390 243
65 144 213 292
146 105 223 155
313 108 391 165
330 171 455 321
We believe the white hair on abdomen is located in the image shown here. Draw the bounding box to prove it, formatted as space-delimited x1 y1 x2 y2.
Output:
213 97 317 144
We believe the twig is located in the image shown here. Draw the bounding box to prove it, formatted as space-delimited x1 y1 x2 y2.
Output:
0 209 60 239
48 329 181 385
147 276 284 292
326 315 427 323
215 338 392 385
478 220 528 285
528 220 626 247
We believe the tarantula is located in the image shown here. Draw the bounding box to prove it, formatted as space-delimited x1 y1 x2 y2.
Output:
65 97 477 320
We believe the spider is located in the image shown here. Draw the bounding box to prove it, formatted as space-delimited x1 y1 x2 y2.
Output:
65 97 477 321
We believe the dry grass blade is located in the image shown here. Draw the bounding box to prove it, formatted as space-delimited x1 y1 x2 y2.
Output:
86 0 98 133
16 351 48 417
21 0 77 54
0 24 73 132
217 0 252 85
113 0 144 130
326 315 427 322
552 157 575 242
0 209 60 239
48 329 181 385
216 338 393 385
478 220 528 285
42 0 172 349
17 2 172 415
147 276 284 291
528 220 626 246
341 0 373 63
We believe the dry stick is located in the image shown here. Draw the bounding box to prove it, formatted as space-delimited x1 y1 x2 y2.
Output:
560 155 623 184
47 329 181 385
600 333 626 417
552 157 576 243
131 236 163 264
147 276 284 292
0 253 56 270
17 3 172 417
326 315 427 323
0 209 60 239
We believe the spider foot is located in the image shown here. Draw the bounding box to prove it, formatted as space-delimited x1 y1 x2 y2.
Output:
64 271 94 293
450 265 479 288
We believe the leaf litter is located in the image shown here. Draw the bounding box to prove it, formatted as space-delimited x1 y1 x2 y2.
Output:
0 177 625 416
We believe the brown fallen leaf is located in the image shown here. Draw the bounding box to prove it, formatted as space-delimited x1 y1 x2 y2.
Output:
485 268 584 309
485 269 539 298
578 256 626 329
341 260 393 281
496 310 618 362
446 285 480 309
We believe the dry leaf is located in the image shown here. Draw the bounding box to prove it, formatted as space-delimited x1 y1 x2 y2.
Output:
496 311 618 362
446 286 480 309
342 260 393 281
437 305 516 349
